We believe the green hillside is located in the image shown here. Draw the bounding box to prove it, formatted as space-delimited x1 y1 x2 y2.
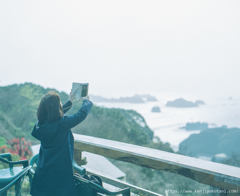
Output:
0 83 172 151
0 83 213 195
178 127 240 157
0 83 68 143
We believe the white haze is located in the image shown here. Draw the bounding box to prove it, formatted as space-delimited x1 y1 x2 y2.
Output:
0 0 240 98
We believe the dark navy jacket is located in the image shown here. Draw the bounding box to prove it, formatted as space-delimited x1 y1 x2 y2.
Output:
31 99 93 196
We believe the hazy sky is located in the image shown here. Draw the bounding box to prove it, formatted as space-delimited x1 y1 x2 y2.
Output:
0 1 239 97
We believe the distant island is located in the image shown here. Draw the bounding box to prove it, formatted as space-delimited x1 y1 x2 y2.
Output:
138 94 158 102
178 126 240 158
195 100 205 105
90 94 158 104
166 98 205 108
151 106 161 113
180 122 208 131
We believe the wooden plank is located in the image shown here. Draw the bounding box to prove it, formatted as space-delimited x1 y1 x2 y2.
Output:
86 168 163 196
74 134 240 191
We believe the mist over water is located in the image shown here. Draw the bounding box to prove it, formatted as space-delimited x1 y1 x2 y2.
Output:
94 92 240 151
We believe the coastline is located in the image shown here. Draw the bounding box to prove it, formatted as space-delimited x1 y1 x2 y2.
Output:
94 93 240 152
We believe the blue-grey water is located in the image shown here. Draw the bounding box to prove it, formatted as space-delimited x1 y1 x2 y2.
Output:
94 93 240 152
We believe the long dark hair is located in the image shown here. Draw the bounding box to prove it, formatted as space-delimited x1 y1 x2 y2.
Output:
37 91 63 124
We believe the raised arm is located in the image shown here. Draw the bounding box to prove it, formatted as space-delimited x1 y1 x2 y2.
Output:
62 91 77 114
62 100 72 114
61 99 93 130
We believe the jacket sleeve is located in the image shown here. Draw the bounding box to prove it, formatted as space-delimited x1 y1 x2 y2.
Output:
62 100 72 114
61 99 93 130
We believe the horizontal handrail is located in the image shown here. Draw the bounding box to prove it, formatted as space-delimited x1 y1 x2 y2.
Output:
86 167 163 196
74 134 240 192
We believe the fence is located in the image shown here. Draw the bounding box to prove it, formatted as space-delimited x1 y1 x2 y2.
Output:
73 134 240 196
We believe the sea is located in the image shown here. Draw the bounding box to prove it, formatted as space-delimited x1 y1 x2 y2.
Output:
94 92 240 152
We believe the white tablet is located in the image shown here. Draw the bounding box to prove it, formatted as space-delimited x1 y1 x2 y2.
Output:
72 83 89 99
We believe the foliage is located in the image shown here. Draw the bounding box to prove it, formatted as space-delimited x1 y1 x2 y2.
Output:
0 136 6 146
145 137 173 152
0 137 7 153
0 145 7 153
0 83 172 151
7 137 32 160
0 83 238 195
70 106 156 146
0 83 184 195
0 112 23 141
222 153 240 167
178 127 240 157
0 83 68 142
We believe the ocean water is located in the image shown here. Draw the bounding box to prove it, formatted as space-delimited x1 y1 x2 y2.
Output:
94 93 240 152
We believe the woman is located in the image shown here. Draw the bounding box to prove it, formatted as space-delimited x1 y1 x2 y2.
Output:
31 91 92 196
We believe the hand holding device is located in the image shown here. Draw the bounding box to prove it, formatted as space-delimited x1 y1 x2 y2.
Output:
71 83 89 99
81 95 90 101
69 92 76 102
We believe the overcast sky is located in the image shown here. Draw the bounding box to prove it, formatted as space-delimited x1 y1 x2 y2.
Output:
0 1 239 98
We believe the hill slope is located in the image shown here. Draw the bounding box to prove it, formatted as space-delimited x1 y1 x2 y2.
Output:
0 83 172 151
1 83 215 195
178 127 240 157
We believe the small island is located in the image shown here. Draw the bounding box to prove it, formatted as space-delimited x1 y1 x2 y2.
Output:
90 94 158 103
151 106 161 113
195 100 205 105
178 126 240 158
180 122 208 131
135 94 158 102
166 98 205 108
